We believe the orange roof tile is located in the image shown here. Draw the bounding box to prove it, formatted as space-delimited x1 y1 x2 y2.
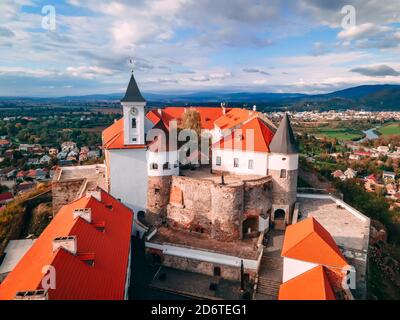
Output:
102 118 146 150
281 217 348 268
214 108 258 130
0 189 133 300
278 265 336 300
146 107 225 130
213 118 275 152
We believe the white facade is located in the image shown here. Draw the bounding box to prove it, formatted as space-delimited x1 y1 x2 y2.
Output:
108 148 148 213
211 149 299 176
212 149 268 175
147 151 179 177
122 101 146 145
268 153 299 171
282 257 318 283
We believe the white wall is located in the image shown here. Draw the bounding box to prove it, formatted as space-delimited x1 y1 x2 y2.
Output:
146 242 262 271
282 257 318 283
122 101 146 145
212 148 267 175
147 151 179 176
108 148 148 213
268 153 299 171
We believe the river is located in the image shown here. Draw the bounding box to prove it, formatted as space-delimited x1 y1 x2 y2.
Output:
356 127 379 143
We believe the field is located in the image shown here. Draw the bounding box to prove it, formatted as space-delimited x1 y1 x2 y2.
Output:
377 122 400 136
314 128 364 141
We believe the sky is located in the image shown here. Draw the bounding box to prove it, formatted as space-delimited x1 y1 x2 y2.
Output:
1 0 400 96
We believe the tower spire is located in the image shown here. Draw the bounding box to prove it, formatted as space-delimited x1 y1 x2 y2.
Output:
269 113 299 154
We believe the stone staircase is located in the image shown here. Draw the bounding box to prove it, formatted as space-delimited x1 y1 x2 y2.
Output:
255 234 284 300
256 277 281 297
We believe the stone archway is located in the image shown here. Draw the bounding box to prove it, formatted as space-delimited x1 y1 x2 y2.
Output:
242 216 259 238
273 208 287 230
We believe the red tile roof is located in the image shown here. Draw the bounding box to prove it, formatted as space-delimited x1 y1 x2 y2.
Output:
214 108 257 130
102 119 146 150
213 118 275 152
147 107 225 130
0 192 13 202
281 217 348 268
278 265 336 300
0 189 133 300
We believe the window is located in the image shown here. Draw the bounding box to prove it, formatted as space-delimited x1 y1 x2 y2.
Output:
216 156 222 166
214 267 221 276
132 138 137 142
234 158 239 168
248 159 254 170
150 163 158 170
155 188 160 195
163 162 170 170
131 118 137 129
280 169 287 178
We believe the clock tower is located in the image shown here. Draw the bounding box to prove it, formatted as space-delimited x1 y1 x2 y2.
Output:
121 73 146 145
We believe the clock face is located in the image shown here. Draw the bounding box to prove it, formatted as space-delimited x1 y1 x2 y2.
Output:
130 107 137 116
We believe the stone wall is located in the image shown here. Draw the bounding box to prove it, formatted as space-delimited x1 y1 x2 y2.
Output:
162 254 257 281
52 179 85 215
147 176 172 226
269 169 298 206
166 175 272 242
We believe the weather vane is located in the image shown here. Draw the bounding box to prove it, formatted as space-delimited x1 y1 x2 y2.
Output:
129 58 135 74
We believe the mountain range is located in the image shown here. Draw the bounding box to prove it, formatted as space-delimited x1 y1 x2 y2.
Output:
1 84 400 111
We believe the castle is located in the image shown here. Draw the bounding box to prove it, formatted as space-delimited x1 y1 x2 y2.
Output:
102 73 370 299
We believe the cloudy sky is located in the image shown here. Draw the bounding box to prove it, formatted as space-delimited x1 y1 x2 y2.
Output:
1 0 400 96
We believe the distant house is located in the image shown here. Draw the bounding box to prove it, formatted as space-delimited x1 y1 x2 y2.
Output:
19 144 41 153
35 168 47 180
377 146 390 153
386 183 397 195
79 153 88 162
0 139 11 148
16 171 26 179
344 168 357 179
16 182 36 194
27 158 40 166
0 192 14 206
56 151 68 160
0 168 16 180
354 150 372 157
349 154 361 161
61 141 77 153
4 150 14 160
40 155 51 165
48 148 58 156
87 150 99 160
365 173 379 184
382 171 396 182
329 153 341 159
67 150 79 159
331 170 346 181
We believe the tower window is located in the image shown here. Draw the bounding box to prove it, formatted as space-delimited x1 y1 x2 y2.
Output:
248 159 254 169
280 169 287 178
216 156 221 166
234 158 239 168
150 163 158 170
131 118 137 129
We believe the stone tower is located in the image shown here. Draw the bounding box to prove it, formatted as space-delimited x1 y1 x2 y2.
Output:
268 113 299 230
121 73 146 145
146 120 179 227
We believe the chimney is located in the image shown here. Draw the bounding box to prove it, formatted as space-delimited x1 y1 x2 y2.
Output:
52 236 77 255
15 290 48 301
253 105 257 111
157 108 162 116
86 189 101 202
73 208 92 223
221 102 226 115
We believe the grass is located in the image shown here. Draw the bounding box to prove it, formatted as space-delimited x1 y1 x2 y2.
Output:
314 128 364 141
377 122 400 136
